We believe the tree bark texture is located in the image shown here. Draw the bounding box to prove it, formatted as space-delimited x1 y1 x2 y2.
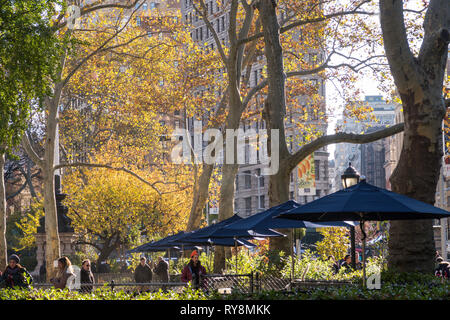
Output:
0 154 7 270
380 0 449 272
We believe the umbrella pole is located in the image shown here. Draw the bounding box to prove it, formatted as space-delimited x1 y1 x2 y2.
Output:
168 249 171 282
209 246 212 273
360 220 367 288
291 229 294 283
234 238 238 274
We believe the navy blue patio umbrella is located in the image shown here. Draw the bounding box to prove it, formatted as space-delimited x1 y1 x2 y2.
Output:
177 214 283 240
170 214 277 273
127 232 191 253
128 232 203 278
210 200 357 279
173 234 256 248
211 200 357 238
276 180 450 286
278 181 450 222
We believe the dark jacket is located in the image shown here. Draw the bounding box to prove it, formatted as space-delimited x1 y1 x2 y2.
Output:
80 268 95 293
435 261 450 278
0 265 32 289
153 259 169 282
181 260 206 285
134 263 153 283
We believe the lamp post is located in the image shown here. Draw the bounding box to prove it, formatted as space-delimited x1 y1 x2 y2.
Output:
341 162 360 270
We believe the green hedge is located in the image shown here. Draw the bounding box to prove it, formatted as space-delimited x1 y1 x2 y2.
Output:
1 274 448 300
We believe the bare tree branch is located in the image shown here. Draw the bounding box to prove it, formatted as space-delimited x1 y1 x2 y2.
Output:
53 162 162 195
288 123 405 172
193 0 228 65
61 4 143 88
21 133 43 168
54 0 140 30
238 0 374 46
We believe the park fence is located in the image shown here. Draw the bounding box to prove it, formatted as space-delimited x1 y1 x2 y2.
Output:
32 272 357 294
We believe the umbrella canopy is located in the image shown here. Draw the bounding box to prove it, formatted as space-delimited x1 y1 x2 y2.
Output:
277 181 450 222
178 236 256 248
127 232 200 253
174 214 284 240
211 200 357 238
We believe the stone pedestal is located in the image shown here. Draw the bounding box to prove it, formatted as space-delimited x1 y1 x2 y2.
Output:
32 232 77 276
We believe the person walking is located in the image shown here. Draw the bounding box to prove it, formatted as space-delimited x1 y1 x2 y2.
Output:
435 256 450 279
80 259 95 293
50 256 76 290
0 254 33 289
153 256 169 291
134 257 153 292
181 250 206 289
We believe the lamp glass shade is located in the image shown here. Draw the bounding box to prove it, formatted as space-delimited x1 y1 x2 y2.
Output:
342 176 359 189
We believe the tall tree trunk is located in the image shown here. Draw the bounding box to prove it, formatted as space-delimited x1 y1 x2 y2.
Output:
267 164 292 253
213 163 239 273
258 0 293 253
380 0 449 272
186 164 214 231
0 153 7 270
43 94 62 280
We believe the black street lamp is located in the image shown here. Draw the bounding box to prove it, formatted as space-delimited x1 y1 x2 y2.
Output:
341 162 360 188
341 162 360 270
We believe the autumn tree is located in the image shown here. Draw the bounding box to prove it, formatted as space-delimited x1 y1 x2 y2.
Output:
62 167 191 268
16 0 218 276
0 0 64 269
19 0 161 280
185 0 406 264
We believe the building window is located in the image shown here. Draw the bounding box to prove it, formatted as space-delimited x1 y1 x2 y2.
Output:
315 160 320 180
245 197 252 215
244 170 251 189
256 168 264 188
289 191 294 200
221 16 225 31
259 195 265 210
235 176 239 191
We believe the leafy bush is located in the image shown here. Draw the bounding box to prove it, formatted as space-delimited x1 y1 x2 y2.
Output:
0 283 208 300
2 276 447 300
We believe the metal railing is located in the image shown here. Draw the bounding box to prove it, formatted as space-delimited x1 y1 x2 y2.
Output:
200 273 254 294
30 272 358 294
32 281 188 293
